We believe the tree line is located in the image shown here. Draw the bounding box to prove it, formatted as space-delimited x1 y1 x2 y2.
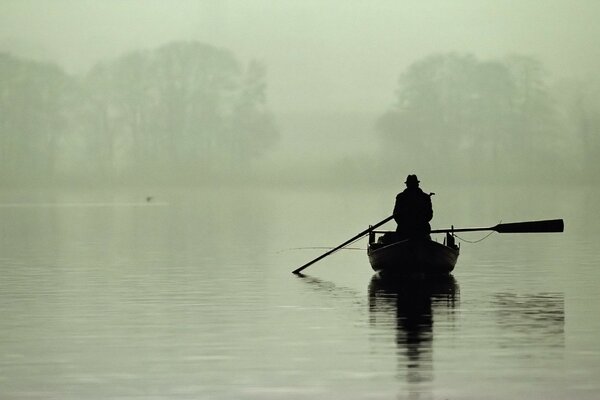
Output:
0 41 278 185
1 46 598 187
377 53 600 184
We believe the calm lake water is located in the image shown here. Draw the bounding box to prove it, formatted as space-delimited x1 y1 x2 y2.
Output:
0 185 598 399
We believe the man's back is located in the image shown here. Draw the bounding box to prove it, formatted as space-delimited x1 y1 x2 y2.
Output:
393 186 432 239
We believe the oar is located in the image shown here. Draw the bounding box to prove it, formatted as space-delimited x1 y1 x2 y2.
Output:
292 215 394 275
431 219 564 234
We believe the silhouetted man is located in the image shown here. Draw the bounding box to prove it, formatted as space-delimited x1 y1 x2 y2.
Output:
393 174 433 240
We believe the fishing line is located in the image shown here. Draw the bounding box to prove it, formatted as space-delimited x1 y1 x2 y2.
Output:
279 230 375 253
277 246 365 254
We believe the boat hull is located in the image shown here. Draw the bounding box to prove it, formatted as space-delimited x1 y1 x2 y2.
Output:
367 238 459 277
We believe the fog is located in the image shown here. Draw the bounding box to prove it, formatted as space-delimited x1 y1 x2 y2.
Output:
1 0 599 187
1 5 600 397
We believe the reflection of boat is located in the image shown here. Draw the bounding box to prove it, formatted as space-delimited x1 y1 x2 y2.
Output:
368 274 459 389
367 233 459 276
368 274 459 313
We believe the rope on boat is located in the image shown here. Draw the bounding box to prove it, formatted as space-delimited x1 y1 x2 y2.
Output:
454 230 495 243
451 219 501 244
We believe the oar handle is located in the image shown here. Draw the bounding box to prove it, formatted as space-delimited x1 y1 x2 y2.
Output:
431 219 564 234
431 226 490 234
292 215 394 274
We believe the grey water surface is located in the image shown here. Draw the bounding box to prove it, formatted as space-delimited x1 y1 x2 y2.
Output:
0 186 598 399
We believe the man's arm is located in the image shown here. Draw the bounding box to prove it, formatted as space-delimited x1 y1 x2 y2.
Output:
424 193 433 222
393 194 402 224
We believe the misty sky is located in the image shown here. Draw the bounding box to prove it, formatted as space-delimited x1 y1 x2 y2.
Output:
1 0 599 160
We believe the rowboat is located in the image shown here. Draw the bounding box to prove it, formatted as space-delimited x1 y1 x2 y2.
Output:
367 232 459 277
292 218 562 276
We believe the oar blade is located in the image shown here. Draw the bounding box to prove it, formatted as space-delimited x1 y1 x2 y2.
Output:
495 219 564 233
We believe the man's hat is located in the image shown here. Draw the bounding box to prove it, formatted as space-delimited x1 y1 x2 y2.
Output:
405 174 420 185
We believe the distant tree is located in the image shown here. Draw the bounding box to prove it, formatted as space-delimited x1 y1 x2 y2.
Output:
229 61 278 161
84 41 279 180
0 53 73 183
552 78 600 181
377 53 559 182
503 55 560 167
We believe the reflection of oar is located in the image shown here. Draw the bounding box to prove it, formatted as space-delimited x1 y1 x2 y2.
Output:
292 215 394 275
431 219 564 234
